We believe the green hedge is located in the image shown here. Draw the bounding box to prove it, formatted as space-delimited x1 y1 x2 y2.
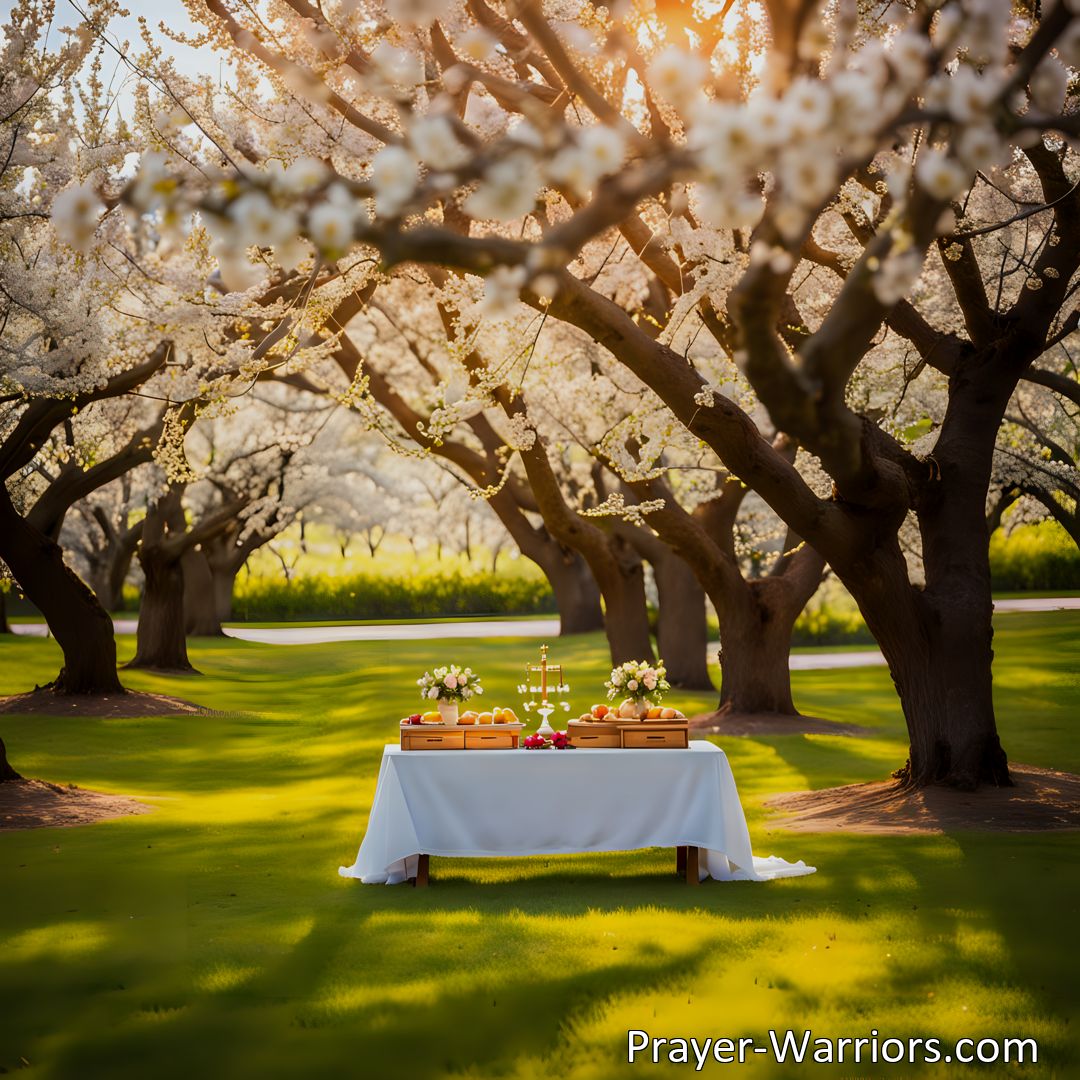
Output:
791 602 874 647
231 569 556 621
990 522 1080 591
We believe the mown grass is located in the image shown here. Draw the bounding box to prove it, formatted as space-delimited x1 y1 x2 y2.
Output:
0 613 1078 1078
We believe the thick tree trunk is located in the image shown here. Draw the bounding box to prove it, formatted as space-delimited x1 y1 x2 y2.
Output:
0 735 21 781
715 577 804 715
202 530 251 622
182 548 224 636
0 487 123 694
0 590 10 634
211 564 240 621
878 369 1011 790
595 543 654 664
105 535 138 612
127 491 196 673
652 554 713 690
129 546 195 671
86 536 138 612
843 538 1010 791
544 552 605 635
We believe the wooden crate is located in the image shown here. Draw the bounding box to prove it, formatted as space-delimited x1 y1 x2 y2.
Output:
567 718 689 749
400 722 523 750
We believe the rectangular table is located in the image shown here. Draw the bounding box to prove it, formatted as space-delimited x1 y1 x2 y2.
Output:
338 742 814 886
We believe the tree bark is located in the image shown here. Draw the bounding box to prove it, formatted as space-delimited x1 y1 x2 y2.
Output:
652 554 713 690
840 534 1009 790
593 536 654 663
211 562 241 622
0 735 22 782
715 578 802 715
0 590 10 634
127 489 196 673
848 378 1011 789
201 529 254 622
538 547 604 635
617 521 713 690
182 548 225 636
130 544 194 671
84 518 141 612
621 471 824 713
0 486 124 693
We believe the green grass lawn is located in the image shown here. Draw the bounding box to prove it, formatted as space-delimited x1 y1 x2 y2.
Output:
1 613 1078 1078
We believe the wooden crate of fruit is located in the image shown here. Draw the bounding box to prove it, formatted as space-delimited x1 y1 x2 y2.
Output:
400 707 524 750
568 703 689 749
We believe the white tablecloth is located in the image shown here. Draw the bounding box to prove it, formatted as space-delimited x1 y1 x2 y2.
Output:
339 742 814 884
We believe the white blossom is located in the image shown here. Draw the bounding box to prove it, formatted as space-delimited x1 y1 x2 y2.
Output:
947 66 1000 123
957 126 1008 173
229 191 297 249
386 0 442 26
128 150 174 212
782 78 832 138
779 148 838 208
694 183 764 229
887 30 932 86
646 46 707 107
307 201 355 254
872 249 924 306
914 148 970 201
548 126 626 195
464 153 541 221
369 42 424 89
478 265 528 320
370 145 419 217
457 26 497 62
279 157 328 195
692 102 762 173
1029 56 1068 114
409 116 470 171
51 182 103 251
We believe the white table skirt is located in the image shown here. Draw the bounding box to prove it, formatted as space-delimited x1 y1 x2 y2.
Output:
339 742 814 885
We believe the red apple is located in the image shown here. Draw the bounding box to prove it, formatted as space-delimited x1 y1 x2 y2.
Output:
408 714 423 725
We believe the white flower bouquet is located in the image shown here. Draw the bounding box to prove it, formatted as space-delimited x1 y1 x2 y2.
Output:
417 664 483 704
605 660 670 703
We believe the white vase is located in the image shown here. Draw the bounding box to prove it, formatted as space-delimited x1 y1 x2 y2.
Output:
618 698 649 720
438 699 459 725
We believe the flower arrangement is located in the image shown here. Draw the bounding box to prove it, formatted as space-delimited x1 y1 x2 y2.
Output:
417 665 483 703
605 660 670 703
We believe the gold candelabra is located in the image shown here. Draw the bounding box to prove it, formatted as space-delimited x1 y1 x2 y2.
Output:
518 644 570 737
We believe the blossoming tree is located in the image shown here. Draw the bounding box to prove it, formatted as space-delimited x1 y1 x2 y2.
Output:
68 0 1080 788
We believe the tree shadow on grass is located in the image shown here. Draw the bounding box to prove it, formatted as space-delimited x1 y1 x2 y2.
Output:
20 823 1078 1080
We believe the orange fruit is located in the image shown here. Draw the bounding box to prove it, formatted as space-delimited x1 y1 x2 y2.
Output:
459 711 478 725
478 711 494 725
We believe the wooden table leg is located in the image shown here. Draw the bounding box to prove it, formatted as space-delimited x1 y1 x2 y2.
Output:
676 845 687 876
413 853 429 888
684 845 699 886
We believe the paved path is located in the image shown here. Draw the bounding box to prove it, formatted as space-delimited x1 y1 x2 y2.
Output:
226 618 562 644
11 596 1079 670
